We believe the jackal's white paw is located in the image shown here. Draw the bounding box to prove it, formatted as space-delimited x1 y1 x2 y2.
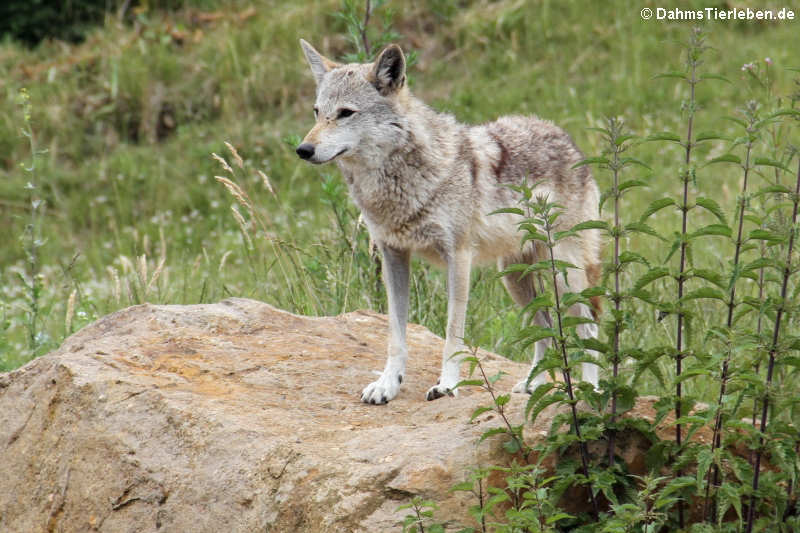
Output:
361 372 403 405
512 375 547 394
425 380 459 401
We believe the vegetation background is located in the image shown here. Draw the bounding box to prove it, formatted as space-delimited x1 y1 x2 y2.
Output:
3 1 800 531
1 0 796 373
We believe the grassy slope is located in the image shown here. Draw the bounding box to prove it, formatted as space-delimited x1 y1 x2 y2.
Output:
1 0 798 381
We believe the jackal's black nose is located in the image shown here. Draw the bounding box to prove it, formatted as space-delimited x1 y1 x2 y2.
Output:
296 143 315 160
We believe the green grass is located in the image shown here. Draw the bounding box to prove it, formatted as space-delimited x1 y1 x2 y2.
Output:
1 0 798 380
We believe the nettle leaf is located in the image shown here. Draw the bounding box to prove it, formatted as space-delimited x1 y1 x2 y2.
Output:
747 229 785 243
489 207 524 216
581 286 606 298
561 316 595 328
754 157 792 173
704 153 741 166
671 415 710 426
521 232 548 244
470 406 493 422
681 287 727 302
572 156 610 168
723 115 748 128
674 367 713 384
560 292 584 307
742 257 780 273
719 482 743 522
695 197 727 224
625 221 663 239
551 259 578 271
571 219 610 232
545 512 574 525
521 294 555 315
576 337 610 353
696 447 713 490
525 382 555 418
634 267 671 290
653 71 687 81
502 437 520 454
743 213 763 225
614 133 637 146
689 224 732 239
615 385 638 414
515 325 557 346
692 268 726 288
699 73 732 84
478 427 509 443
753 110 800 130
758 184 793 195
529 390 567 422
656 476 696 507
765 108 800 119
553 229 578 241
694 131 729 143
487 371 507 385
598 189 612 213
646 131 683 143
618 179 648 193
456 379 486 388
497 263 531 276
450 481 475 492
619 251 650 266
619 157 652 170
640 197 677 221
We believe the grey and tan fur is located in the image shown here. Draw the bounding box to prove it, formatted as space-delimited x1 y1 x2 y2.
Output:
296 40 602 404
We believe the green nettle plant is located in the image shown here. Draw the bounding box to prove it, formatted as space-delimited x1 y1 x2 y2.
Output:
406 27 800 533
16 87 49 357
398 496 446 533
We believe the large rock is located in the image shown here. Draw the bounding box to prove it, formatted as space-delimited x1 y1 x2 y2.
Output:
0 298 536 532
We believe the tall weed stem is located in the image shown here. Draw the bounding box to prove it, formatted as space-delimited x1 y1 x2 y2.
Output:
745 157 800 533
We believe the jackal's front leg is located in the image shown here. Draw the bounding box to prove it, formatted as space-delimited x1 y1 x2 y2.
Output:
426 247 472 401
361 244 410 404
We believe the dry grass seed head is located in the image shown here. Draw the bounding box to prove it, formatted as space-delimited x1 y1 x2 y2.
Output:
212 152 234 174
215 176 253 212
147 256 166 294
224 141 244 169
231 205 254 249
137 255 148 291
218 250 233 273
257 170 276 198
65 289 77 332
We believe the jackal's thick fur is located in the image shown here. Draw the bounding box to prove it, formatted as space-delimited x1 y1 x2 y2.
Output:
297 40 602 404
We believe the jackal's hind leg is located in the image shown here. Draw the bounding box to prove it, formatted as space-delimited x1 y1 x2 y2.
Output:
498 253 553 393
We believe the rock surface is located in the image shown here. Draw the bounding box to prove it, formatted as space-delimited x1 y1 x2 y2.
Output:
0 298 540 533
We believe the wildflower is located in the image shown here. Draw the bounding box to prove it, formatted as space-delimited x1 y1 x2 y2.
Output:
764 57 773 66
741 62 755 71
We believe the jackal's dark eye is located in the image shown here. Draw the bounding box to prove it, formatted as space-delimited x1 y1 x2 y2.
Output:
337 108 356 119
313 107 319 118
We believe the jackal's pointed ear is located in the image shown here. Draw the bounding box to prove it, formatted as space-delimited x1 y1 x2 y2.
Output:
300 39 340 85
370 44 406 96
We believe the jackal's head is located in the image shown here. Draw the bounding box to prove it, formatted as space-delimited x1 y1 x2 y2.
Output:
296 39 408 165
